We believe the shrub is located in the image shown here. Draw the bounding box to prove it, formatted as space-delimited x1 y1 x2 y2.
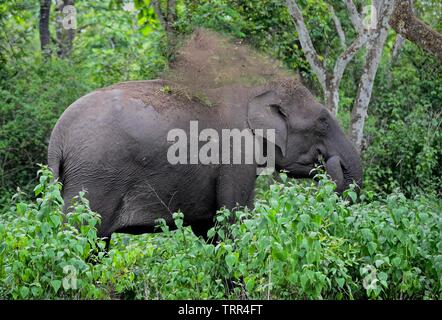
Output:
363 44 442 196
0 166 109 299
109 172 442 300
0 59 94 197
1 168 440 300
72 1 167 87
214 174 442 299
364 104 441 196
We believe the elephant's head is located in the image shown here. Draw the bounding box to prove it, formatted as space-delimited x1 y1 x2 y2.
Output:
247 79 362 193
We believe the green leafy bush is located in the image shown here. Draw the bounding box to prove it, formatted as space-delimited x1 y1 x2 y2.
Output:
2 168 440 299
178 0 248 39
0 166 152 299
210 174 442 299
0 59 94 198
73 1 167 87
364 44 442 196
0 166 109 298
112 215 228 299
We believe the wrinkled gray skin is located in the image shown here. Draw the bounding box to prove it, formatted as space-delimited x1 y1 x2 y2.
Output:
48 79 362 243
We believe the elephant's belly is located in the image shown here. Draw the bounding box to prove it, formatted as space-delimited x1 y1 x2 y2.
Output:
113 166 219 234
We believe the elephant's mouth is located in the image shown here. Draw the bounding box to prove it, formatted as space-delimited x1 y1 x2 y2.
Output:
278 144 361 195
284 151 324 179
284 165 316 179
284 151 351 193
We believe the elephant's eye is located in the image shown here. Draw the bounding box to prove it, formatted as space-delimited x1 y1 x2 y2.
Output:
269 104 287 118
316 115 329 135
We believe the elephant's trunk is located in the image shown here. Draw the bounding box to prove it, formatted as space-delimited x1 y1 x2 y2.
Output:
325 156 345 192
325 123 363 194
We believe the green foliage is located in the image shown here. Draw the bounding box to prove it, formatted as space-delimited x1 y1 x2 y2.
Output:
73 0 167 86
212 173 442 299
364 43 442 196
2 168 440 299
111 215 228 299
0 166 109 299
179 0 313 84
342 192 442 299
0 0 37 79
0 59 94 197
178 0 248 38
0 0 167 200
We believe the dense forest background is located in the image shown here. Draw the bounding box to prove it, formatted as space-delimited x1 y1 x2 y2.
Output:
0 0 441 299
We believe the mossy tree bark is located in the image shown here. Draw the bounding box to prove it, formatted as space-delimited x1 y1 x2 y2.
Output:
390 0 442 61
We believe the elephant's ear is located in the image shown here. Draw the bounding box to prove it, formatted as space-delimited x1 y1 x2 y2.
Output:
247 90 288 157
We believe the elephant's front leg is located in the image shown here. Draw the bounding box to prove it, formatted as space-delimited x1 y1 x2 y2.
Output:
216 164 257 216
191 165 256 241
216 164 256 293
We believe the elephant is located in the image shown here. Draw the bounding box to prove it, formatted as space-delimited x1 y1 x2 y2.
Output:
48 78 362 245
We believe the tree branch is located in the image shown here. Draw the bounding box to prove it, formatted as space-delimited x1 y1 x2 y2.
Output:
55 0 76 58
333 31 370 87
345 0 363 33
350 0 397 150
391 34 405 61
329 4 346 48
390 0 442 61
166 0 177 35
286 0 327 91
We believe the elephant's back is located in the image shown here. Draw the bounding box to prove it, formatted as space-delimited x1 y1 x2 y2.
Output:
98 79 218 115
53 79 180 143
50 78 224 178
57 79 215 125
49 78 234 174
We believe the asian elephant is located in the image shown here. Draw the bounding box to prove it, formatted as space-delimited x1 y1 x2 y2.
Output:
48 78 362 244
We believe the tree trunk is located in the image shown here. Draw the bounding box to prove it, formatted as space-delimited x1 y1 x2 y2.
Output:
390 0 442 61
152 0 177 57
349 0 396 151
55 0 76 58
329 4 346 48
387 34 405 87
151 0 166 28
325 75 340 115
39 0 52 56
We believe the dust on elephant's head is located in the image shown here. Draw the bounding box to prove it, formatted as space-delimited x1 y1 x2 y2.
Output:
247 78 362 193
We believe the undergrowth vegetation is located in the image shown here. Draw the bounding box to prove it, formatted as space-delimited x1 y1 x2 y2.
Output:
1 168 440 299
